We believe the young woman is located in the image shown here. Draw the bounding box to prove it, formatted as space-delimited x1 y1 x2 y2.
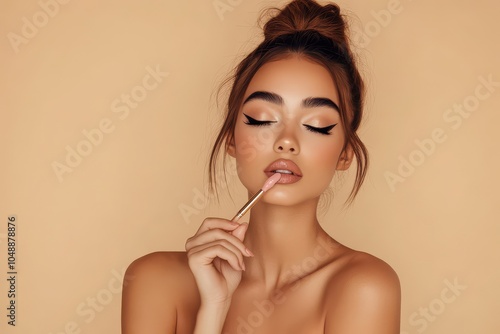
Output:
121 1 401 333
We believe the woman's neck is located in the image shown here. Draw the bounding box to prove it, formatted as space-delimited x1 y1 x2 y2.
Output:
242 197 334 291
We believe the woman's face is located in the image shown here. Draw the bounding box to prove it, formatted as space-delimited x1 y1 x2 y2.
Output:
228 55 352 206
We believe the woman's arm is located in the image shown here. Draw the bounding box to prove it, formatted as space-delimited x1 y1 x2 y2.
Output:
324 254 401 334
193 303 231 334
121 220 251 334
186 219 252 333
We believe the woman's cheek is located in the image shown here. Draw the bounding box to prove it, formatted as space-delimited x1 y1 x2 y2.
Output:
233 128 267 191
235 125 272 163
236 140 257 163
306 141 341 180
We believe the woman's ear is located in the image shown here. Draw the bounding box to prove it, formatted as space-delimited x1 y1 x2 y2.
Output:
226 136 236 158
336 145 354 171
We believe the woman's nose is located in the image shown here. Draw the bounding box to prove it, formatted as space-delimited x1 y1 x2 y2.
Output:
273 127 299 154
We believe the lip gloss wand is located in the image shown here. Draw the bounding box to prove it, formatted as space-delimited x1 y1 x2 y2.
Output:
231 173 281 223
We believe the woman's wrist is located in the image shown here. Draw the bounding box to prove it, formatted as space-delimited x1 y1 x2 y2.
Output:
193 301 232 334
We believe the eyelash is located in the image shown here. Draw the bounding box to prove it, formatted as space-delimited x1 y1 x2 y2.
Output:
304 124 336 135
243 114 275 127
243 113 337 135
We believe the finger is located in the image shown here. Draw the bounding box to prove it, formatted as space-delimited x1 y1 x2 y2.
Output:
188 241 245 271
231 223 249 242
187 238 245 268
230 223 254 256
196 217 240 235
186 228 251 258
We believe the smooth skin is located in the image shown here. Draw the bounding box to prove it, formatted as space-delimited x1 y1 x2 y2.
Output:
122 55 401 334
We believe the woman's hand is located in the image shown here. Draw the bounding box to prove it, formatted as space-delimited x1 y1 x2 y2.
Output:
185 218 253 308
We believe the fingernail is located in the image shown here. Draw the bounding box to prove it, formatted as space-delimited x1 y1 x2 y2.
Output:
245 248 254 257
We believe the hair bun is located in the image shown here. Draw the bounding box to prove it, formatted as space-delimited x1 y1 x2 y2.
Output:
262 0 348 48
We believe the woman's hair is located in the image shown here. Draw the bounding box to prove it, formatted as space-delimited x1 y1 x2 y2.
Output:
209 0 368 205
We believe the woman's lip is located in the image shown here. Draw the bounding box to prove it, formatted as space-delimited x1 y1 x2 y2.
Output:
264 171 302 184
264 159 303 177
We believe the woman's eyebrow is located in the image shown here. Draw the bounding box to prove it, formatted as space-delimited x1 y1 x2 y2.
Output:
302 97 340 113
243 90 340 113
243 91 283 105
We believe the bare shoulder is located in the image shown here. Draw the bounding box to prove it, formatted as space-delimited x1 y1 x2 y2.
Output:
331 249 401 294
324 248 401 333
125 251 190 282
123 251 196 299
122 251 196 334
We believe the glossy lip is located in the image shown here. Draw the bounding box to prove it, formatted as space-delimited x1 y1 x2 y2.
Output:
264 159 303 184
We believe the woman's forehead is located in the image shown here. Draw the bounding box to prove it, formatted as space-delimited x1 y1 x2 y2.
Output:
244 55 340 106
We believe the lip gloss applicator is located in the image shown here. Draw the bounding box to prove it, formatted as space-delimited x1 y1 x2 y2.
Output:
231 173 281 223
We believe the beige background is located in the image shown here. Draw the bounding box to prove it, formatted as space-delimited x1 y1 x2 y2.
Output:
1 0 499 333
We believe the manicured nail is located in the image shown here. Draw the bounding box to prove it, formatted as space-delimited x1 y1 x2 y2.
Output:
245 248 254 257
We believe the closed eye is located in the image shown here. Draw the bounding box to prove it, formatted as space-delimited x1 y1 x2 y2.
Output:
304 124 337 135
243 113 277 126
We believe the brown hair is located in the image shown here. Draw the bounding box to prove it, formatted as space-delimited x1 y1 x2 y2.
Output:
209 0 368 205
